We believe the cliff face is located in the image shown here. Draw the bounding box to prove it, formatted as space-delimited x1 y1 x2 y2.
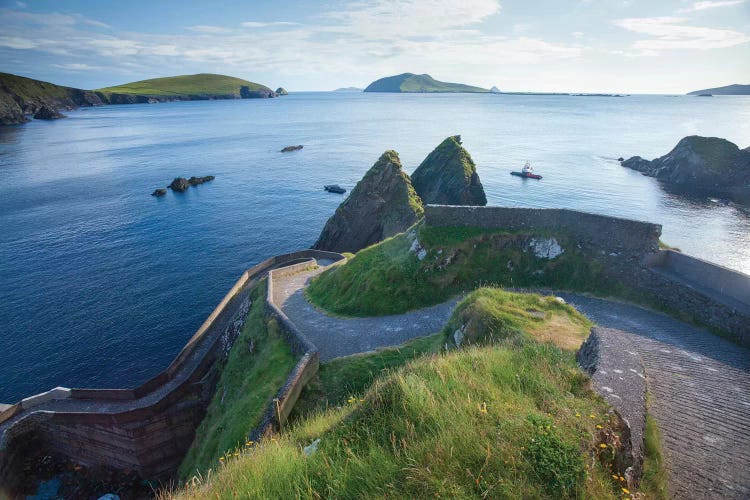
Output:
0 73 103 125
622 136 750 204
411 135 487 206
313 151 423 253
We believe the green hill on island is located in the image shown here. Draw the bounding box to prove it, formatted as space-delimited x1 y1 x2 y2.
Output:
97 73 275 99
687 84 750 95
364 73 488 93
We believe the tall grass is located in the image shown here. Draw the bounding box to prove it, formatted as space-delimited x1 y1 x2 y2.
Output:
178 281 297 479
169 290 631 499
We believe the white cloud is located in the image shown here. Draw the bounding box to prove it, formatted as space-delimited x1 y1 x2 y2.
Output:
187 25 230 33
240 21 300 28
615 16 750 51
51 63 98 70
680 0 745 12
572 31 585 38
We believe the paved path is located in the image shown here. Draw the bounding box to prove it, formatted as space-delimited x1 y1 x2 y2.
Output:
275 268 750 499
559 294 750 500
273 266 459 360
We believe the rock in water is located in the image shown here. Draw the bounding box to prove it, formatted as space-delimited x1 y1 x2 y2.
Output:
188 175 215 186
33 105 65 120
169 177 190 192
276 87 289 95
281 145 303 152
313 150 424 253
621 136 750 205
411 135 487 206
151 188 167 197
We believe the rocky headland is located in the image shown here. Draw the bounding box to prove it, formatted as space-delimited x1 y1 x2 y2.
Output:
364 73 488 93
687 83 750 95
313 150 423 253
411 135 487 206
0 72 277 126
275 88 288 95
621 135 750 205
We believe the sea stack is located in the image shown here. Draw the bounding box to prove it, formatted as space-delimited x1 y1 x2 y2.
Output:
313 150 423 253
411 135 487 206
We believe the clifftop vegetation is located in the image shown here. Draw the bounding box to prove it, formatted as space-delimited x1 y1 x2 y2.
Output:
97 73 272 97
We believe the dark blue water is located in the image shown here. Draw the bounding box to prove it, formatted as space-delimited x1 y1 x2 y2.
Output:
1 92 749 402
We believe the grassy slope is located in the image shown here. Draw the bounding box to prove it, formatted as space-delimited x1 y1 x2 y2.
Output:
97 73 268 96
178 281 297 480
0 72 79 100
307 224 621 317
682 136 741 172
170 290 633 499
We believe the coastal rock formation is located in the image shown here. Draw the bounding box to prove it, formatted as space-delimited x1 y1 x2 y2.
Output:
411 135 487 206
33 105 65 120
168 176 215 192
0 72 104 125
151 188 167 197
621 136 750 205
364 73 488 93
490 86 501 93
281 145 303 152
313 150 423 253
275 87 288 95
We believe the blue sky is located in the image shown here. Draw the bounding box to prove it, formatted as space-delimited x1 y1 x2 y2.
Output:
1 0 748 93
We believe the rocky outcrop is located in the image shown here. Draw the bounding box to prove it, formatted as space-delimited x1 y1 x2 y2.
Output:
489 86 501 93
168 176 214 192
0 72 104 125
240 86 276 99
151 188 167 197
313 150 424 253
411 135 487 206
33 105 65 120
621 136 750 205
275 87 288 95
281 145 303 152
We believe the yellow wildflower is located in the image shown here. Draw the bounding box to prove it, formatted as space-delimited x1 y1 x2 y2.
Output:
219 457 225 462
589 414 596 419
599 443 607 449
619 476 625 482
596 424 603 429
612 474 619 479
478 402 488 414
575 413 581 417
621 487 630 494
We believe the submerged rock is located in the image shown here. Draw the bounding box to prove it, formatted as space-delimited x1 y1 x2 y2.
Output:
33 105 65 120
621 136 750 205
151 188 167 197
313 150 424 253
281 145 303 152
411 135 487 206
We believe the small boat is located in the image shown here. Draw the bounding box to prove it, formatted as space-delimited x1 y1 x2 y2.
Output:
324 184 346 194
510 161 542 179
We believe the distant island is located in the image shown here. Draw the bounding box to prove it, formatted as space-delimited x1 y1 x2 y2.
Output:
0 72 277 125
364 73 488 93
333 87 363 92
687 84 750 96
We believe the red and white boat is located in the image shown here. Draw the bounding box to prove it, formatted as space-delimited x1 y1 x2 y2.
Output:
510 161 542 179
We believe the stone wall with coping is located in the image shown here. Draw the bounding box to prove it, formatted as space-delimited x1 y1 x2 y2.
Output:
0 249 344 495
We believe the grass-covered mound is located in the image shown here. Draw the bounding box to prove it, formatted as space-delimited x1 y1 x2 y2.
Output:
307 224 621 317
97 73 271 97
169 290 632 499
364 73 488 93
178 281 297 480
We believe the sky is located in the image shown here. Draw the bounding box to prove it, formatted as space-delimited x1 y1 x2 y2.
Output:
0 0 748 93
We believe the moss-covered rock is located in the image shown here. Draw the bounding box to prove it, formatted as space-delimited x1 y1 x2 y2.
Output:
411 135 487 206
621 135 750 205
313 150 423 253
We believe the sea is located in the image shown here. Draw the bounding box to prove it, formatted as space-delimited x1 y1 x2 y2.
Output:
1 92 749 403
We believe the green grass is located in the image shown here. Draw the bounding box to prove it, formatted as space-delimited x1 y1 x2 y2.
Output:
640 414 669 499
682 136 740 172
0 72 79 100
97 73 269 96
169 290 632 499
307 224 623 317
178 281 297 480
291 333 446 418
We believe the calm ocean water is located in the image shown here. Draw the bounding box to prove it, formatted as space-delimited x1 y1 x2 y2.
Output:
1 92 749 402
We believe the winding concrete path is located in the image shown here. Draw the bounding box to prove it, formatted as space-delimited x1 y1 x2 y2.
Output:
275 267 750 499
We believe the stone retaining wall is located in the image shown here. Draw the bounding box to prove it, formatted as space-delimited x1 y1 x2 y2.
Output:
0 249 344 495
